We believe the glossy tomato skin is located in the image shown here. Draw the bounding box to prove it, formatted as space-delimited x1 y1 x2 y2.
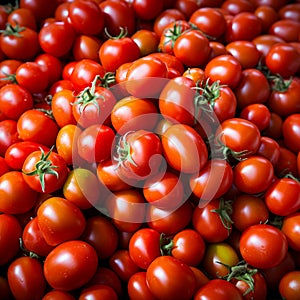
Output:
194 279 243 300
79 284 118 300
37 196 86 246
42 290 76 300
240 224 288 269
162 123 208 174
44 240 98 291
282 113 300 153
8 256 46 300
0 214 22 266
0 120 21 156
146 255 196 300
279 270 300 300
282 212 300 251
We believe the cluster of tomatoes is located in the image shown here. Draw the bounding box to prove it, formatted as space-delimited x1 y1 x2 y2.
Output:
0 0 300 299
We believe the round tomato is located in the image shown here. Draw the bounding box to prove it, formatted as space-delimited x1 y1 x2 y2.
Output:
0 119 21 156
131 29 159 57
282 113 300 153
79 284 118 300
256 136 280 165
282 212 300 251
44 240 98 291
132 0 164 21
279 270 300 300
239 224 288 269
146 255 196 300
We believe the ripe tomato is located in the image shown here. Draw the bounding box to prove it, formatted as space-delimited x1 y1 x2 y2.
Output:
0 24 39 60
22 217 55 257
129 228 161 269
132 0 164 21
73 34 102 62
265 177 300 216
279 270 300 300
131 29 160 57
231 194 269 232
233 156 274 194
282 113 300 153
204 54 242 89
282 212 300 251
239 224 288 269
146 255 196 300
0 83 33 120
99 31 140 72
194 279 243 300
162 123 208 174
0 214 22 266
37 196 86 246
44 240 98 291
7 7 37 30
0 119 20 156
42 290 76 300
256 136 280 165
22 147 68 194
0 171 38 214
269 19 300 42
0 59 22 89
79 284 118 300
8 256 46 300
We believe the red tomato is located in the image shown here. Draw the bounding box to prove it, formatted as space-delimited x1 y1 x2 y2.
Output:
7 7 37 30
239 224 288 269
256 136 280 165
0 119 21 156
254 5 279 32
0 59 22 89
265 177 300 216
73 34 102 62
131 29 160 57
282 212 300 251
162 123 208 174
79 284 118 300
0 171 38 214
133 0 164 21
0 214 22 266
42 290 76 300
8 256 46 300
279 270 300 300
0 83 33 120
22 147 68 194
44 240 98 291
283 113 300 153
269 19 300 42
146 256 196 300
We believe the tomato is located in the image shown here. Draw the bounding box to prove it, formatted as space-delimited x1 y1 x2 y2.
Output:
37 196 86 246
70 59 106 92
22 217 55 257
133 0 164 21
195 279 243 299
81 215 118 260
234 68 270 109
174 0 201 19
17 109 59 148
263 112 283 140
8 256 46 300
254 5 279 33
129 228 161 269
0 83 33 120
233 156 274 194
171 229 206 267
0 23 39 60
42 290 76 300
173 29 211 67
49 79 74 96
44 240 98 291
265 177 300 216
225 12 262 42
279 270 300 300
111 96 159 134
97 158 130 191
22 147 68 194
0 156 10 177
77 124 115 163
38 21 76 57
240 103 271 131
109 249 140 282
0 214 22 266
79 284 118 300
68 0 104 35
269 19 300 42
216 118 261 160
72 80 117 128
282 212 300 251
146 255 196 300
131 29 159 57
275 146 299 177
221 0 254 15
201 242 239 278
143 171 184 209
231 194 269 232
162 123 208 174
147 201 193 235
100 0 136 36
63 168 101 209
204 54 242 89
225 40 261 69
266 42 300 78
7 7 37 30
105 189 146 232
257 136 280 165
128 271 158 300
99 31 140 72
239 224 288 269
0 119 21 156
0 171 38 214
192 198 233 242
283 113 300 153
190 159 233 202
0 275 13 300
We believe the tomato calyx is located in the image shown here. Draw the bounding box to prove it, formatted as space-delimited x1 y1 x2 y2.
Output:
162 21 189 50
0 22 26 37
19 238 43 261
269 74 292 93
159 233 174 256
22 146 59 193
104 26 128 40
114 132 138 169
0 71 17 84
220 260 258 296
211 198 233 233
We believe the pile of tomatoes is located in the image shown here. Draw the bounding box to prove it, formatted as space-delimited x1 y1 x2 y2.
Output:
0 0 300 299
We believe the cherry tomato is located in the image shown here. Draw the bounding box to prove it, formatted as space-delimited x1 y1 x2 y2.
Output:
279 270 300 300
0 119 21 156
282 212 300 251
282 113 300 153
73 34 102 62
79 284 118 300
132 0 164 21
44 240 98 291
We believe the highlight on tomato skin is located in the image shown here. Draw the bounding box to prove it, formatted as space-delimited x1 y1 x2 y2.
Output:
0 0 299 298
